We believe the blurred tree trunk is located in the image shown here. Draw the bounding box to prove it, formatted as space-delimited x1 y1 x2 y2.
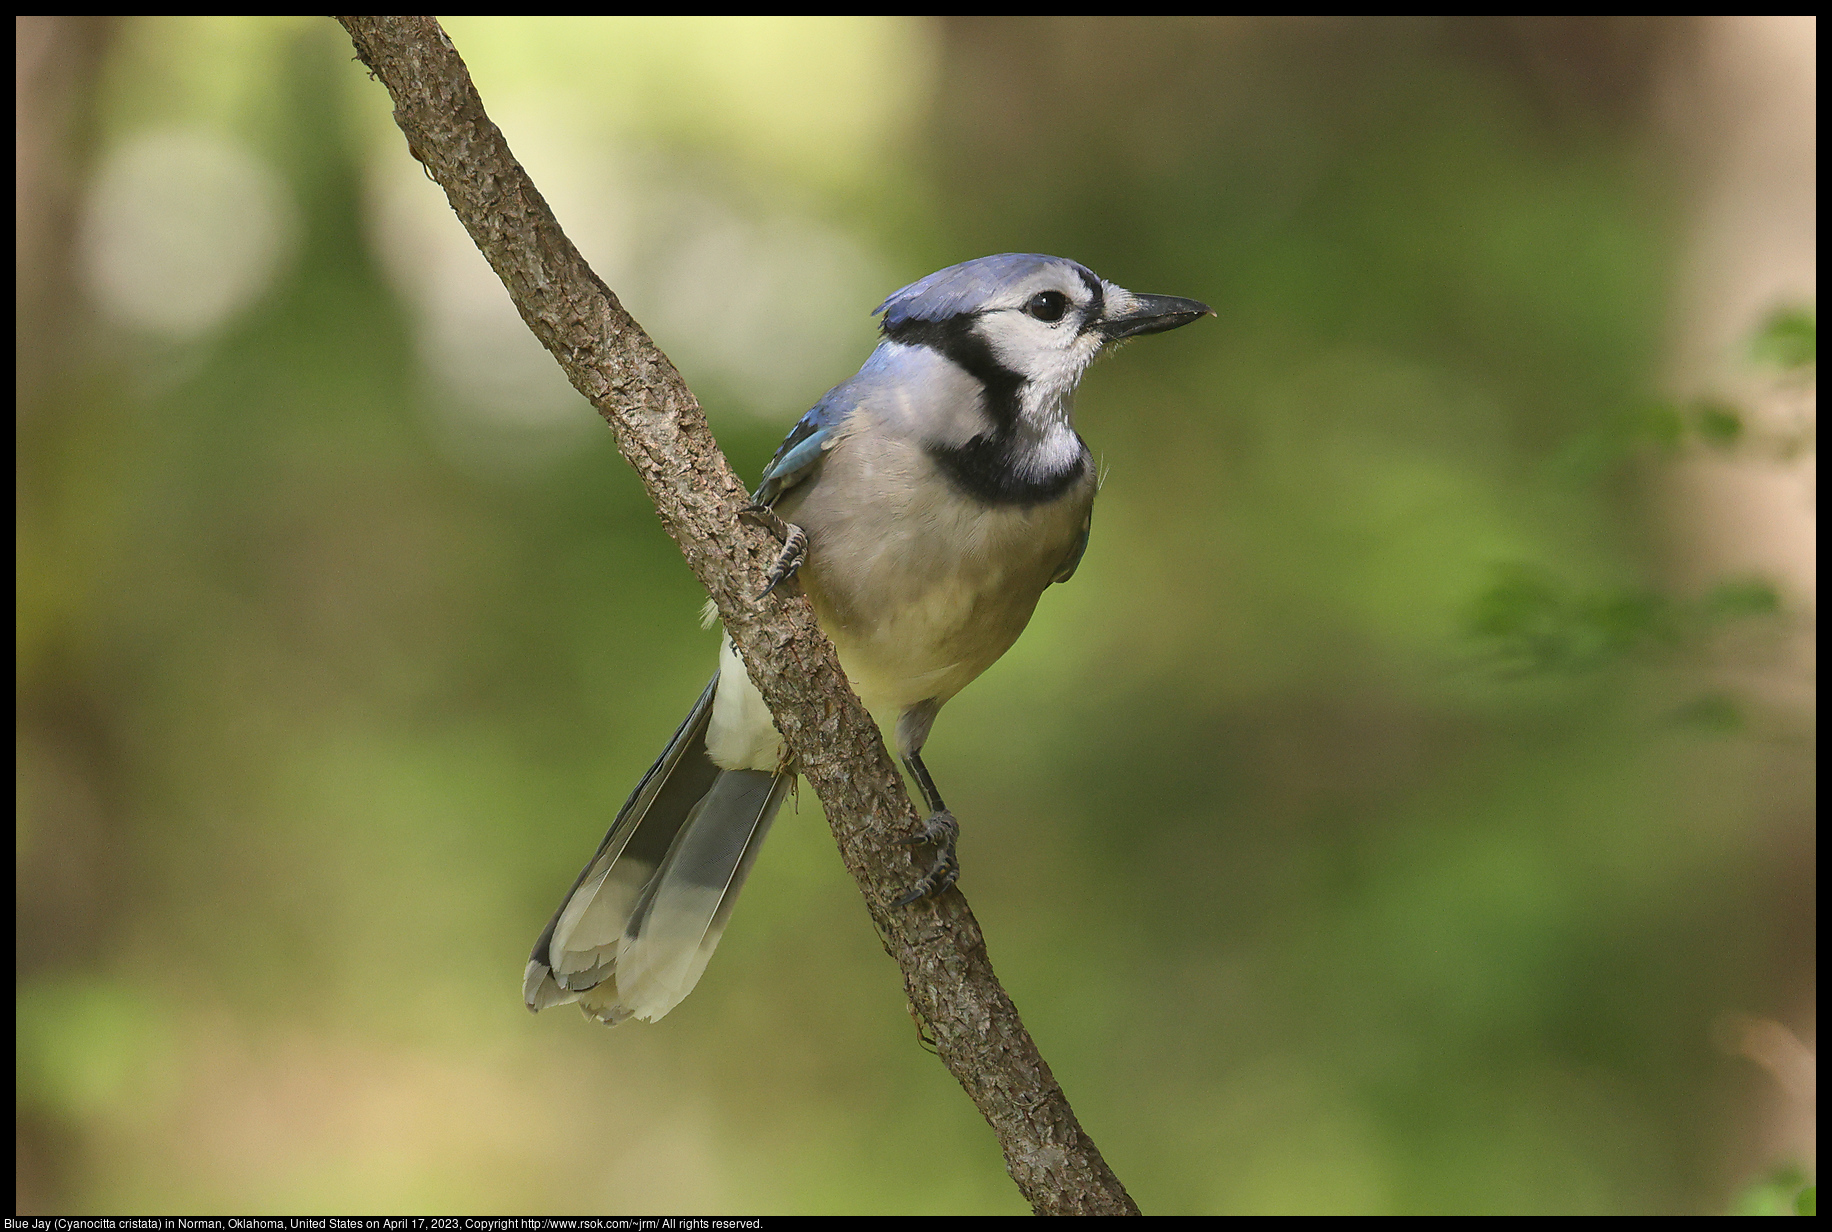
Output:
1662 13 1816 1186
1664 15 1816 674
16 15 113 399
15 13 121 1214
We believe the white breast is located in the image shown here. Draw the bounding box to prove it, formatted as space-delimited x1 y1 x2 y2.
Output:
778 429 1095 717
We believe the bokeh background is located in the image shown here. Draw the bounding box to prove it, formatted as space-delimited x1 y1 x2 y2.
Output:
16 16 1815 1215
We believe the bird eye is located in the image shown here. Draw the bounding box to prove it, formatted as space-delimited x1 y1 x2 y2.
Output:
1025 290 1068 323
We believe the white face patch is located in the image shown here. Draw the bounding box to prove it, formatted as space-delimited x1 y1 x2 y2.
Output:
970 272 1109 422
973 287 1098 367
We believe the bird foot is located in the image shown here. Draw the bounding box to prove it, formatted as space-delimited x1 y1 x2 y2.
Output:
758 522 807 600
894 810 959 906
741 505 807 601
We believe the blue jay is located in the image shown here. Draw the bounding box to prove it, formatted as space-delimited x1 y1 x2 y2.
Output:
525 253 1211 1025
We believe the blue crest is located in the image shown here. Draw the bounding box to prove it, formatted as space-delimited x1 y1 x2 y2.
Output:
874 253 1096 329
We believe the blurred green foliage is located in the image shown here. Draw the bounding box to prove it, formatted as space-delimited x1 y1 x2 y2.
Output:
1465 568 1782 677
16 17 1814 1216
1752 307 1816 373
1730 1165 1815 1217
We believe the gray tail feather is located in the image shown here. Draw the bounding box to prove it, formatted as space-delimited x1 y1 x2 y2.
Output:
523 671 792 1024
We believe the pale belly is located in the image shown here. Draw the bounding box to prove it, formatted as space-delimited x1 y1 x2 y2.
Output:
704 513 1077 774
779 463 1095 718
801 560 1040 715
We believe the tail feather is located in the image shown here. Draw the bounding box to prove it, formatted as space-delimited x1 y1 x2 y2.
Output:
589 768 791 1021
525 670 791 1025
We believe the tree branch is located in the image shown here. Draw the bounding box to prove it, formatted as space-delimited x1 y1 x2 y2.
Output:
334 16 1138 1216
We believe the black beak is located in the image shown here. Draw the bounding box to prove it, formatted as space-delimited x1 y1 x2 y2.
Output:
1099 293 1214 340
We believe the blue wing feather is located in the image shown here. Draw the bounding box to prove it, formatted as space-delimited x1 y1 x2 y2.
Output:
753 392 849 505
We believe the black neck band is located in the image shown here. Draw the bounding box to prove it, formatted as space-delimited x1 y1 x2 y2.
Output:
883 313 1088 506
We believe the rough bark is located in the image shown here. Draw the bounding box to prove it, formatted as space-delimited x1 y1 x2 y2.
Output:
334 16 1139 1216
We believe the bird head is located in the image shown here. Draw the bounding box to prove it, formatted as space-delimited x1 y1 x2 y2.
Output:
875 253 1212 410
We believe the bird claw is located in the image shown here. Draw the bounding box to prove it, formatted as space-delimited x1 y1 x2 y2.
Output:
894 854 960 907
894 810 959 906
740 504 807 601
757 521 807 601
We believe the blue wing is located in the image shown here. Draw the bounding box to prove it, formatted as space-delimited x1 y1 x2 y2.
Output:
1051 510 1092 585
753 390 851 506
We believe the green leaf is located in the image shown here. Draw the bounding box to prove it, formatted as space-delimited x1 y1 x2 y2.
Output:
1465 566 1681 675
1751 306 1816 372
1584 588 1675 653
1693 401 1744 447
1730 1163 1809 1216
1700 578 1782 622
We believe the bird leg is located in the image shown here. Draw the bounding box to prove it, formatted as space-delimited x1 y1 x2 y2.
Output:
740 504 808 601
894 751 960 905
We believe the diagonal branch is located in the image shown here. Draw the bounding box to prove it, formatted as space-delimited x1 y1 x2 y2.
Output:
334 16 1138 1216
